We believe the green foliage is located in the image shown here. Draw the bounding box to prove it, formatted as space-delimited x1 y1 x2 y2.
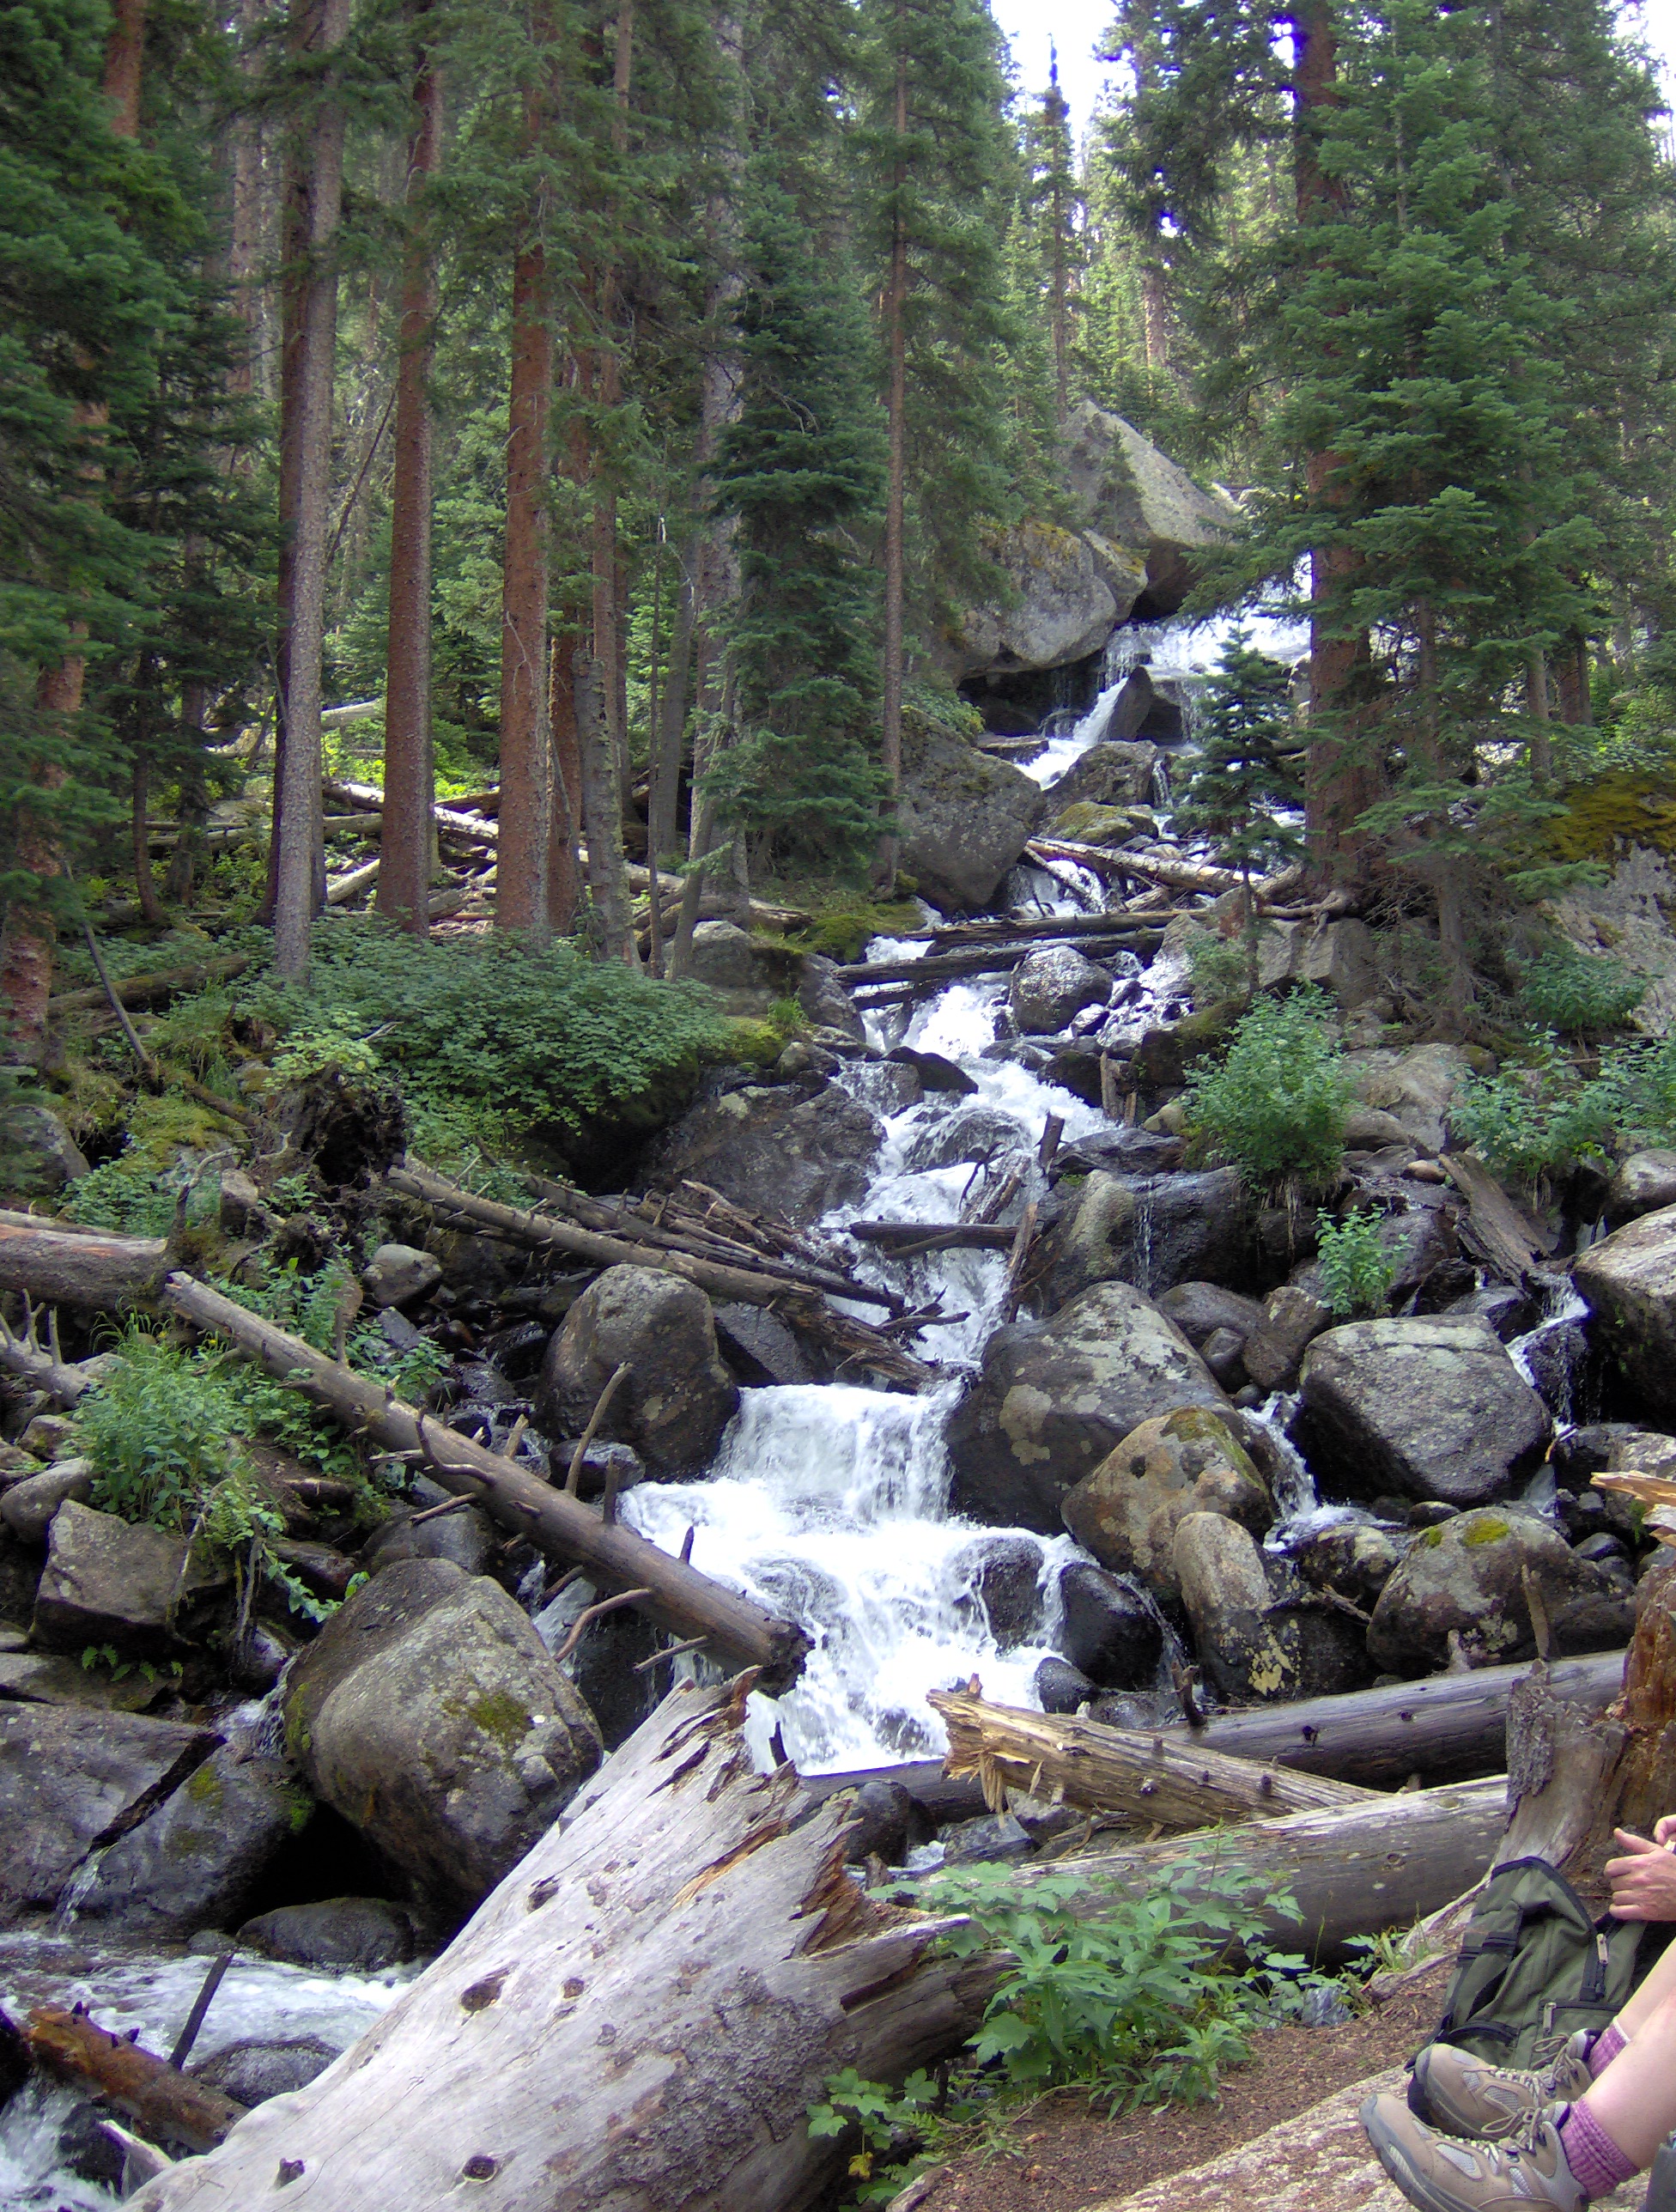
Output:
1515 948 1646 1036
1187 930 1260 1009
1182 988 1353 1187
1315 1207 1401 1319
1450 1052 1621 1183
1173 631 1304 886
244 921 732 1142
61 1146 218 1236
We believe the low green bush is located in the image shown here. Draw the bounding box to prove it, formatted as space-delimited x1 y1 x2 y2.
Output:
1515 947 1646 1035
1316 1206 1403 1317
1181 988 1353 1187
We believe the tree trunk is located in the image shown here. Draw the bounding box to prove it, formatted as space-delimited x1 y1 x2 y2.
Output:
128 1678 997 2212
575 649 636 962
162 1273 812 1688
545 638 581 933
1526 642 1553 787
0 1218 174 1309
26 2009 243 2154
929 1690 1375 1828
102 0 147 137
131 757 166 923
377 9 441 938
877 24 908 893
497 173 554 939
271 0 350 981
652 536 697 858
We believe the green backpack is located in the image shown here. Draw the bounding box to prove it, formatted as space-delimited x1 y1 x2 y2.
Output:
1431 1856 1645 2069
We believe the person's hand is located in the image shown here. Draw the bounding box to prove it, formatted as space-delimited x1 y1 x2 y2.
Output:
1606 1828 1676 1921
1656 1814 1676 1849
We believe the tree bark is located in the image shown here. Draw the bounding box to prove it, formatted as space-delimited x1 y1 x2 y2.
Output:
271 0 351 981
26 2008 244 2155
545 638 581 933
650 532 695 861
102 0 148 137
162 1274 811 1687
376 7 441 937
0 1219 173 1309
574 649 636 961
128 1677 997 2212
877 16 908 892
929 1690 1375 1827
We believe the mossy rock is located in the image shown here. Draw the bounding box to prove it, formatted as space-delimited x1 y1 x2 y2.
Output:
1550 773 1676 864
1048 802 1138 846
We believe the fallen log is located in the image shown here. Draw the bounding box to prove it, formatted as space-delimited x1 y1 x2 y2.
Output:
161 1273 812 1691
847 1221 1017 1255
47 952 251 1016
1170 1649 1624 1790
26 2006 246 2153
1440 1151 1556 1284
929 1689 1375 1826
1016 1775 1509 1965
127 1676 1000 2212
0 1310 102 1401
909 908 1188 947
325 854 380 906
1026 836 1243 895
836 933 1161 989
0 1217 173 1308
324 776 497 848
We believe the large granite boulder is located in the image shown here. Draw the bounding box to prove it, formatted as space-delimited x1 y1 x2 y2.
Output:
1060 1408 1271 1603
1576 1204 1676 1424
1007 946 1110 1036
1295 1317 1550 1507
896 720 1044 913
902 1104 1029 1172
0 1705 218 1923
32 1502 228 1659
1048 738 1161 814
239 1898 417 1972
1606 1151 1676 1226
1342 1042 1476 1153
1062 401 1241 612
681 921 805 1017
946 1280 1230 1532
65 1744 305 1941
1035 1169 1253 1312
954 522 1126 679
1173 1512 1302 1704
533 1265 738 1480
641 1081 884 1229
282 1559 601 1912
1368 1509 1628 1673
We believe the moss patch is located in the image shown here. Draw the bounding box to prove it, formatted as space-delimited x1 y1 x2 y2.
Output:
468 1690 533 1754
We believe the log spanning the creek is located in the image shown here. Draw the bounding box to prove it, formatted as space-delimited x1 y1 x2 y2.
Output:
126 1677 1000 2212
161 1273 811 1692
929 1690 1376 1826
0 1212 174 1309
836 931 1164 991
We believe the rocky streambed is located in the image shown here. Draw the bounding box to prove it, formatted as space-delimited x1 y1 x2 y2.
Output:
4 635 1676 2201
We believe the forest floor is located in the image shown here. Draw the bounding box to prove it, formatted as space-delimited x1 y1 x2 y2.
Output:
898 1966 1447 2212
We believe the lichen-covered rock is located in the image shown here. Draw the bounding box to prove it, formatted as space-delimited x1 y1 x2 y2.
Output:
1173 1512 1301 1703
1048 738 1161 814
1034 1168 1252 1310
282 1559 601 1912
1367 1509 1624 1673
1054 1563 1163 1690
1060 1408 1271 1602
1006 945 1111 1036
683 921 805 1015
1575 1203 1676 1423
32 1502 228 1658
1296 1318 1550 1507
1607 1150 1676 1225
954 520 1123 678
1242 1285 1334 1395
896 721 1044 913
946 1280 1230 1533
642 1081 884 1228
1343 1042 1476 1153
1062 402 1240 610
533 1264 738 1480
1157 1283 1268 1349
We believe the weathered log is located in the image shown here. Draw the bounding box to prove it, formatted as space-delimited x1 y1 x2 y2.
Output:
1015 1776 1510 1965
0 1218 172 1309
1440 1152 1555 1283
909 908 1188 947
1026 836 1243 894
47 952 251 1016
128 1677 1000 2212
161 1273 811 1692
325 776 497 848
847 1221 1017 1255
835 933 1160 989
929 1690 1375 1827
0 1310 100 1401
325 854 380 906
26 2006 246 2153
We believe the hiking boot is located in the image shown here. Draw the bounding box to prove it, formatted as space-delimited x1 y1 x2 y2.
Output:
1362 2092 1588 2212
1409 2033 1597 2141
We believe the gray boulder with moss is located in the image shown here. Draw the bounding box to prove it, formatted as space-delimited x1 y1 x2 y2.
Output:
642 1082 884 1229
32 1501 228 1658
1007 945 1110 1036
1368 1508 1628 1673
896 718 1044 912
282 1559 601 1913
946 1281 1230 1533
1034 1168 1252 1311
1575 1203 1676 1423
1060 1408 1271 1602
533 1264 738 1480
1295 1317 1549 1507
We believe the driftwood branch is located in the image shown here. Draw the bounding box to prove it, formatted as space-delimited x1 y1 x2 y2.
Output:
161 1273 811 1692
25 2007 246 2153
128 1677 999 2212
929 1690 1375 1827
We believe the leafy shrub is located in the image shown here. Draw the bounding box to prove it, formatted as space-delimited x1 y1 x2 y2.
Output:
1451 1055 1621 1183
1316 1206 1402 1318
810 1856 1347 2202
1187 932 1253 1008
1181 988 1353 1187
63 1147 220 1237
1515 948 1645 1035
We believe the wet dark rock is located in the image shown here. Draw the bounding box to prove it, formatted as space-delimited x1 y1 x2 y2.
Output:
713 1302 815 1388
1055 1563 1163 1690
1034 1656 1095 1713
533 1264 738 1480
947 1281 1230 1533
947 1535 1044 1650
543 1439 644 1506
282 1559 602 1913
886 1046 980 1097
941 1811 1033 1865
1241 1285 1334 1395
1574 1530 1633 1576
642 1082 884 1228
1199 1328 1247 1389
841 1779 921 1865
1044 1042 1107 1107
1571 1205 1676 1422
896 723 1045 913
232 1621 298 1693
66 1747 305 1942
798 952 865 1042
1060 1407 1270 1602
561 1597 665 1752
1134 1007 1235 1089
0 1706 219 1923
1296 1318 1550 1508
363 1500 495 1578
56 2099 127 2190
1157 1283 1267 1350
239 1897 418 1972
1051 1127 1184 1181
1368 1508 1620 1673
1442 1285 1539 1342
1034 1168 1253 1311
33 1502 228 1659
1006 945 1110 1036
1291 1520 1406 1610
902 1105 1029 1172
270 1539 359 1602
191 2036 337 2106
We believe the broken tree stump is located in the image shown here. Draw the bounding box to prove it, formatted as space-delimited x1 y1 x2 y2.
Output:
128 1677 999 2212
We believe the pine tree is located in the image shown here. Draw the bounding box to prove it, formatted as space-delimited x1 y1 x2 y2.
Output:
1020 51 1082 417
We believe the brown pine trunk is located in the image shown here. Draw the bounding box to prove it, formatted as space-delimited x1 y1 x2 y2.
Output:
652 538 695 860
546 641 580 933
876 22 908 893
104 0 147 136
271 0 350 981
131 757 165 924
497 149 554 939
575 648 635 963
1526 643 1553 787
377 8 441 938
